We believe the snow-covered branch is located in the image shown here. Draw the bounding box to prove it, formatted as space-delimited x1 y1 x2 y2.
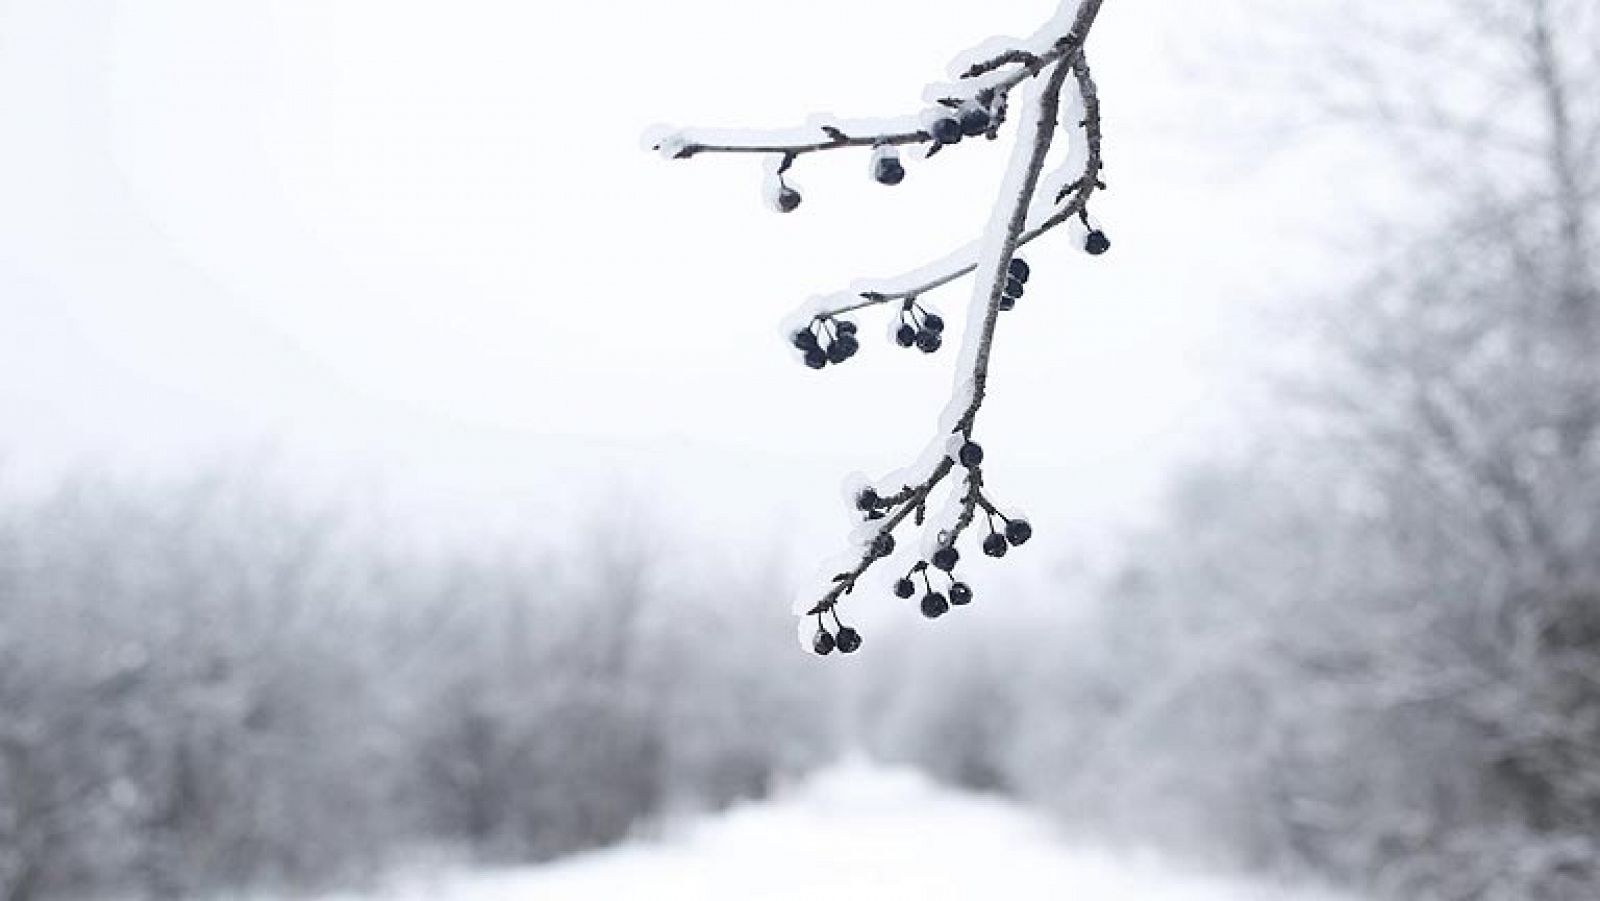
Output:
648 1 1112 654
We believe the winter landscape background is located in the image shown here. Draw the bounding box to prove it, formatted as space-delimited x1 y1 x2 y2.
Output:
2 1 1597 899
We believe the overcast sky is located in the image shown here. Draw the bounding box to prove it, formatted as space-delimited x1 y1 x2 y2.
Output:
0 1 1363 580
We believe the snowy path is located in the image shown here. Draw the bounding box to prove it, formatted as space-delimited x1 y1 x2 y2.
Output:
319 763 1350 901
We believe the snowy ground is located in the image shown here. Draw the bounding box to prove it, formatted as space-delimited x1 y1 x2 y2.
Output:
307 762 1353 901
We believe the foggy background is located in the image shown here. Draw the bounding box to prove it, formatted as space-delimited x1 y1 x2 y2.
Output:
2 0 1596 899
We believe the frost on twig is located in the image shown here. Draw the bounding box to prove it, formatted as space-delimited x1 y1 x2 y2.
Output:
648 0 1112 655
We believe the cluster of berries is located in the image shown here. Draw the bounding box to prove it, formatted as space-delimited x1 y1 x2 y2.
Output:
895 300 945 354
884 440 1034 622
1001 257 1030 311
893 560 973 620
927 99 995 149
812 617 862 656
792 316 860 369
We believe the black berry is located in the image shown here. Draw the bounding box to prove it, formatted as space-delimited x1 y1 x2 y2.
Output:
916 330 942 354
1085 230 1110 255
870 532 896 559
1004 278 1025 299
873 155 906 186
920 592 949 619
835 319 858 337
959 105 991 137
835 626 863 654
1005 519 1033 546
1008 258 1031 283
931 546 960 572
828 334 860 363
777 186 802 213
922 313 945 334
930 116 962 145
792 329 819 351
982 532 1009 558
999 296 1016 311
856 488 880 512
949 582 973 606
813 628 836 655
896 324 918 347
894 577 916 599
958 442 984 468
804 347 828 369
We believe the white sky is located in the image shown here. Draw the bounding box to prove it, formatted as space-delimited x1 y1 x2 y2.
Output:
0 0 1361 577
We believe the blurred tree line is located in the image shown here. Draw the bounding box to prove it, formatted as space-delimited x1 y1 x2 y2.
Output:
0 476 832 901
871 1 1599 898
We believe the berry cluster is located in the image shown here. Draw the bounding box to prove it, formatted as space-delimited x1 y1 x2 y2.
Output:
927 98 995 152
893 560 974 620
980 511 1032 558
791 316 860 369
1000 257 1029 311
811 437 1035 654
894 300 945 354
812 613 863 656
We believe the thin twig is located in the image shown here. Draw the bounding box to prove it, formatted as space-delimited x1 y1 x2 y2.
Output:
655 0 1103 161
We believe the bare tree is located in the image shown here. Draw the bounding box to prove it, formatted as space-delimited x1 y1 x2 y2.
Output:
1012 2 1600 895
649 1 1113 653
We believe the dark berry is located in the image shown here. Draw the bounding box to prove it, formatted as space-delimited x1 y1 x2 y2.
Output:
873 155 905 186
1005 519 1033 546
1085 230 1110 255
896 324 918 347
777 186 802 213
804 347 828 369
894 577 916 599
827 334 860 363
949 582 973 606
922 313 945 334
959 105 991 137
1008 258 1031 283
792 329 819 351
1004 277 1025 299
835 626 863 654
916 330 942 354
813 628 836 655
999 296 1016 311
930 116 962 145
958 442 984 468
983 532 1009 558
931 546 960 572
920 592 950 619
856 488 880 512
870 532 896 559
835 319 858 337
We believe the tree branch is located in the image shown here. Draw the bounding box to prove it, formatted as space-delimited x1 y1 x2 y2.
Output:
823 54 1104 318
652 0 1103 162
648 1 1109 652
804 58 1076 620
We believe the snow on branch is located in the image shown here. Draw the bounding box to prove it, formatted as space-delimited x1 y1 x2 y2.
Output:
648 0 1111 656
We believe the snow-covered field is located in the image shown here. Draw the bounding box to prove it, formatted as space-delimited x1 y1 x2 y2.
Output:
309 762 1352 901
